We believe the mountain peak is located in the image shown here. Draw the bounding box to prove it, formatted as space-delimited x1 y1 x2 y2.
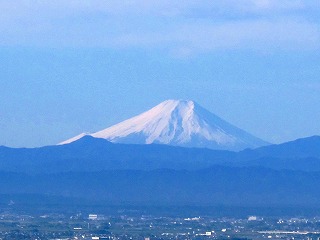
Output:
160 99 196 106
60 100 268 151
155 99 202 112
145 99 197 118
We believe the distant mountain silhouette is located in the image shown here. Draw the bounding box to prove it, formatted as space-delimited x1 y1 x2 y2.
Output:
0 136 234 173
231 135 320 171
1 135 320 172
1 135 320 208
239 135 320 159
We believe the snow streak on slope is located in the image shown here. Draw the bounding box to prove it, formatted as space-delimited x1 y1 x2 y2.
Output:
59 100 268 151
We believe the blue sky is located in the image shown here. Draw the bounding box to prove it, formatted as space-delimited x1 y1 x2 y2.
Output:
1 0 320 147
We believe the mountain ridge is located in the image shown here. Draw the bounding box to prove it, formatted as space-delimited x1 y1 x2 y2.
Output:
1 135 320 208
0 135 319 173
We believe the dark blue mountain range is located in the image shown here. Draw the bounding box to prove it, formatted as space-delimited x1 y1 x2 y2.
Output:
0 135 320 209
1 135 320 172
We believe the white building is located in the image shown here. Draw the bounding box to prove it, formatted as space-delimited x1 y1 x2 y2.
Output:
248 216 257 221
88 214 98 220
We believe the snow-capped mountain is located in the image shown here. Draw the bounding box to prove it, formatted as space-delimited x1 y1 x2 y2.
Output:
60 100 268 151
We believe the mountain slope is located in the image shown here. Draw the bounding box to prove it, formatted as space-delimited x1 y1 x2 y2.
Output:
238 135 320 159
60 100 268 151
229 135 320 171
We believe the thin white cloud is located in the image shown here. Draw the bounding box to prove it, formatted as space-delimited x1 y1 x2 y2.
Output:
0 0 309 18
0 0 319 54
108 18 320 55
